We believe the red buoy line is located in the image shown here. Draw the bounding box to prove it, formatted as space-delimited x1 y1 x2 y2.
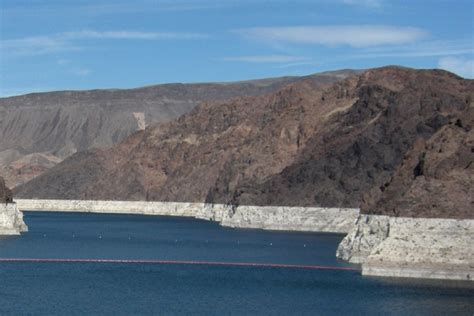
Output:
0 258 358 271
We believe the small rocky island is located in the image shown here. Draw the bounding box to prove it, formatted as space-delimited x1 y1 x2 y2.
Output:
0 177 27 235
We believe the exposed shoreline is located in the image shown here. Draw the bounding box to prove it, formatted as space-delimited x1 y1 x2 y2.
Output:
14 199 359 234
337 215 474 281
0 203 28 235
6 199 474 281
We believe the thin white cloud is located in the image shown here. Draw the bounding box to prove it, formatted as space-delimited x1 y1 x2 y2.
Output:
61 30 207 40
2 30 208 57
352 39 474 58
273 61 320 69
221 55 309 63
3 0 235 17
56 59 92 77
438 56 474 79
4 0 389 18
57 59 71 65
74 68 92 76
235 25 427 47
265 39 474 68
1 36 79 56
341 0 383 7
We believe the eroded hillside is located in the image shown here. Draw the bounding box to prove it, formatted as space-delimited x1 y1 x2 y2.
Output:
16 67 473 219
1 70 355 187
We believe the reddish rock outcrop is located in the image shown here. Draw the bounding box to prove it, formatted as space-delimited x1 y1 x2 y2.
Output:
15 67 473 219
235 68 473 215
2 70 354 188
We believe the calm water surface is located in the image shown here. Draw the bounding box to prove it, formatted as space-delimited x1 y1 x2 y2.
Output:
0 212 472 315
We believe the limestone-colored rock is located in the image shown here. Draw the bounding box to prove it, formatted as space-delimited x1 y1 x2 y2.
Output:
363 217 474 280
336 214 390 263
0 203 28 235
219 205 358 233
337 214 474 280
15 199 359 233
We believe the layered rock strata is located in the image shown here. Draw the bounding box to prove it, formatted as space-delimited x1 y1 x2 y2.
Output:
337 215 474 280
15 199 358 233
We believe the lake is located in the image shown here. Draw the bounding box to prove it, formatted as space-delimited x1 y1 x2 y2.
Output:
0 212 472 315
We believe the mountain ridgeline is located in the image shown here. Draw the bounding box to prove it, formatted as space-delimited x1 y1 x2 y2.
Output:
1 70 355 188
15 67 473 219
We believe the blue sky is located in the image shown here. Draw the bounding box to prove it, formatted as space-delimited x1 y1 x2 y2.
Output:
1 0 473 96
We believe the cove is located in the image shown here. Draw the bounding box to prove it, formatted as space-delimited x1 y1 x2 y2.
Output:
0 212 472 315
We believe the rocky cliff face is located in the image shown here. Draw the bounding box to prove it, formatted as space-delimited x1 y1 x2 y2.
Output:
336 214 473 280
0 176 27 235
1 70 355 188
361 107 473 219
236 68 473 213
0 176 13 203
15 67 473 222
16 76 351 200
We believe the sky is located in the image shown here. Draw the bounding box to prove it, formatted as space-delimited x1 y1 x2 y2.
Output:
1 0 473 96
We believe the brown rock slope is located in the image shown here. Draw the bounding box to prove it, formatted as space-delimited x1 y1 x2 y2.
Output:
16 67 473 220
361 108 473 219
16 76 347 200
0 177 13 203
1 70 354 188
234 67 473 213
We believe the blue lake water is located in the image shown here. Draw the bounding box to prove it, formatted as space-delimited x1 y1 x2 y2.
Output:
0 211 473 315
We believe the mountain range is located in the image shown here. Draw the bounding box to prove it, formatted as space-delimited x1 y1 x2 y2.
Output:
0 70 356 188
14 66 473 219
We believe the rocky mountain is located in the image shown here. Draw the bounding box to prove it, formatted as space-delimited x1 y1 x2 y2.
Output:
15 67 473 219
0 177 13 203
234 67 473 214
360 107 473 219
1 70 355 188
16 76 342 200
